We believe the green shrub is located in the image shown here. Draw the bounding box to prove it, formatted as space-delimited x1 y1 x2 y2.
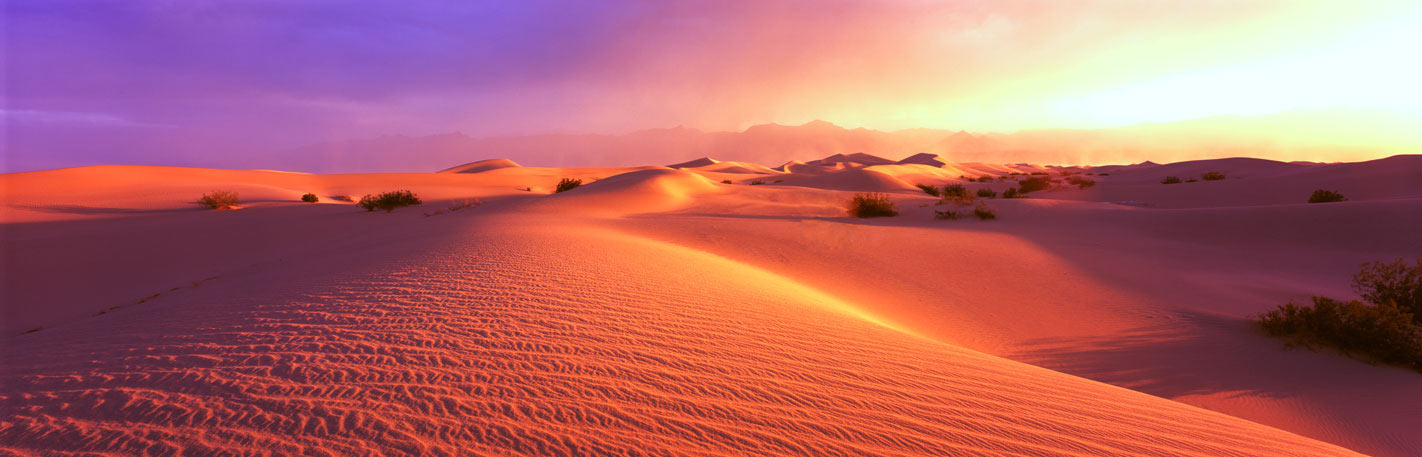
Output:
916 184 940 196
1017 177 1050 193
1201 171 1226 181
555 178 583 193
358 190 422 212
846 192 898 218
941 184 968 199
973 202 997 220
199 191 240 210
1308 189 1347 203
1259 297 1421 371
1161 176 1182 184
301 193 319 203
976 188 997 198
1353 258 1422 320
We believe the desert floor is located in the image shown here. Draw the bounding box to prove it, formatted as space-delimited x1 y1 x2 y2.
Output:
3 154 1419 456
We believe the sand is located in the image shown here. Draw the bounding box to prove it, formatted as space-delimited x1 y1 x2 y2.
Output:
3 154 1419 456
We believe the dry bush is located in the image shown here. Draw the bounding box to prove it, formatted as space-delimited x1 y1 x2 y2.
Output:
916 184 940 196
934 209 960 220
1161 176 1182 184
199 191 239 210
1017 177 1050 193
1308 189 1347 203
941 184 968 199
555 178 583 193
976 188 997 198
973 202 997 220
846 192 898 218
1201 171 1226 181
721 179 733 184
301 193 319 203
1258 259 1422 371
358 190 422 212
1066 176 1096 189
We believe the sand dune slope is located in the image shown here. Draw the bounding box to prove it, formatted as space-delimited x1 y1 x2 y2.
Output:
0 216 1357 456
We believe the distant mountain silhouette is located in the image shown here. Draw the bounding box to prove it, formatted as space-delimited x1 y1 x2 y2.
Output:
274 109 1421 173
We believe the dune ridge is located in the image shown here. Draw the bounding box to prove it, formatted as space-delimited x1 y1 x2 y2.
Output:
0 217 1360 456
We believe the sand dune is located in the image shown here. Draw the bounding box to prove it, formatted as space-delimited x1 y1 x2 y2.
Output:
439 158 522 173
3 154 1418 456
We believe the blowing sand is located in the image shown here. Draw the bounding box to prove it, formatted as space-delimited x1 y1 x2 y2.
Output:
2 154 1419 456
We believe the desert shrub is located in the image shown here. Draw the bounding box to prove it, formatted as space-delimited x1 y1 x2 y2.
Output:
1186 178 1198 183
1066 176 1096 189
774 179 784 183
749 180 766 185
1201 171 1226 181
301 193 319 203
916 184 940 196
555 178 583 193
973 202 997 220
1017 177 1050 193
1098 173 1110 176
199 191 240 209
1259 297 1422 371
941 184 968 199
1161 176 1182 184
1002 187 1021 199
1308 189 1347 203
331 195 355 202
1353 258 1422 320
1030 172 1048 176
976 188 997 198
846 192 898 218
934 209 959 220
358 190 422 212
721 179 732 184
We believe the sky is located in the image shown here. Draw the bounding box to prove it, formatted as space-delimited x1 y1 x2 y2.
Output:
4 0 1422 171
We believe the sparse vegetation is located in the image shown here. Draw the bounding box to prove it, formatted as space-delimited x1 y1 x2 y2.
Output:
358 190 422 212
1002 187 1022 199
722 179 733 184
934 209 960 220
1017 177 1050 194
941 184 968 199
973 202 997 220
1308 189 1347 203
331 195 355 202
199 191 240 210
1201 171 1226 181
1161 176 1182 184
1066 176 1096 189
846 192 898 218
555 178 583 193
1353 258 1422 319
301 193 319 203
1186 178 1198 183
773 179 784 183
916 184 940 196
1257 259 1422 371
976 188 997 198
749 180 766 185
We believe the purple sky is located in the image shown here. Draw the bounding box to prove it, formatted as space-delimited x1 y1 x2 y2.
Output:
4 1 1419 172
